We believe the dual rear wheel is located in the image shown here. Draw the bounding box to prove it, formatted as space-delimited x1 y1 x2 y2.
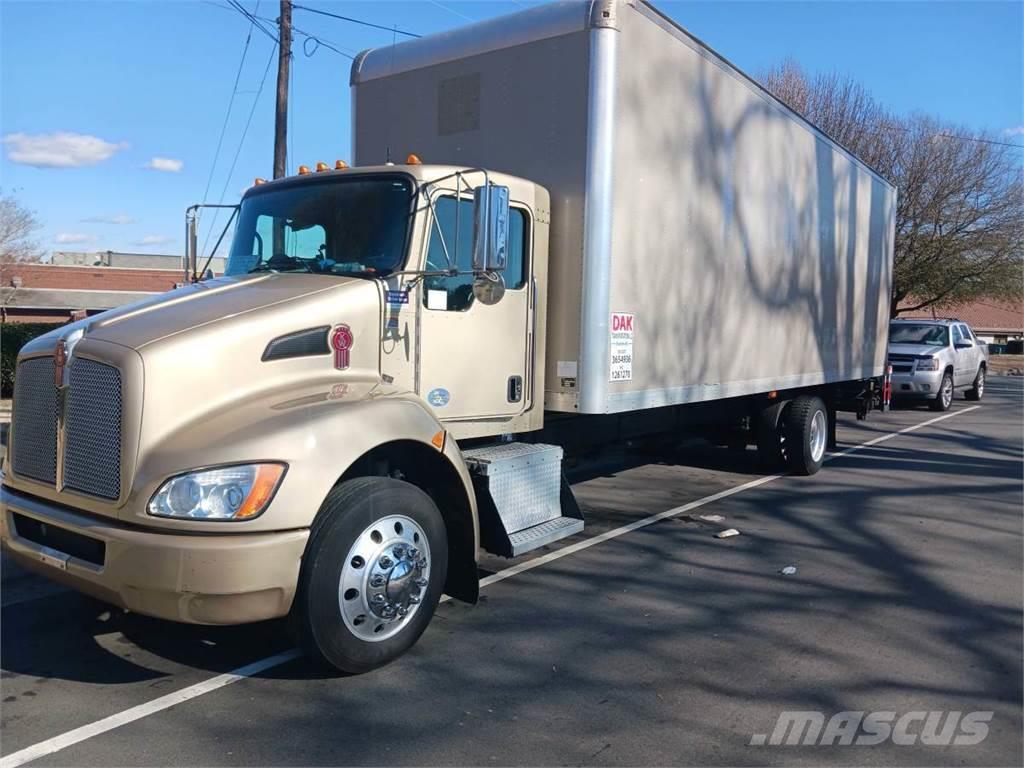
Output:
758 395 829 476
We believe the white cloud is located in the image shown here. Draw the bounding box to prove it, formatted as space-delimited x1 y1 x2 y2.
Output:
3 131 127 168
133 235 175 246
145 157 183 172
81 213 135 225
1003 125 1024 137
55 233 98 244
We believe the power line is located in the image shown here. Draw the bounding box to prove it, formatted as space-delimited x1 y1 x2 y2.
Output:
226 0 279 43
292 3 421 38
200 0 259 206
251 13 355 58
427 0 474 23
201 42 278 257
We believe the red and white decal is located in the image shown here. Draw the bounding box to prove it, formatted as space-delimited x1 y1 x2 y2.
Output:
610 312 634 382
330 325 354 370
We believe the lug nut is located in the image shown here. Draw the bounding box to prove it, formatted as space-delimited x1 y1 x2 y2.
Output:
407 548 419 559
397 606 409 617
378 555 393 569
408 595 421 605
370 594 386 606
370 575 386 588
392 545 407 558
414 578 428 589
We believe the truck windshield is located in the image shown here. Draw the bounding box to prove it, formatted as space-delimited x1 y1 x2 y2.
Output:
226 175 415 277
889 323 949 346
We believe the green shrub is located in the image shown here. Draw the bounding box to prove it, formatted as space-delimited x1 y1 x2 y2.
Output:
1 322 66 398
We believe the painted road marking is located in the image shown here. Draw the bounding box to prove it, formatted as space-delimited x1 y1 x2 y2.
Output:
0 405 981 768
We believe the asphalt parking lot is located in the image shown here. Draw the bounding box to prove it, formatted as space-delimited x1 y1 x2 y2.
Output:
2 379 1022 767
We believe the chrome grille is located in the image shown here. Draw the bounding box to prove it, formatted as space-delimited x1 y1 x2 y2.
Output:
10 358 59 485
63 359 122 500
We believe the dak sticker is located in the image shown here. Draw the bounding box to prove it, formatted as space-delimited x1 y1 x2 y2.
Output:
609 312 634 382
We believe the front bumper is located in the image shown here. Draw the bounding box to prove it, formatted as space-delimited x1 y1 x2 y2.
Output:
890 368 944 397
0 483 309 624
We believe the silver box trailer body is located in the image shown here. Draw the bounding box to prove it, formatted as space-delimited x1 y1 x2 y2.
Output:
352 0 897 416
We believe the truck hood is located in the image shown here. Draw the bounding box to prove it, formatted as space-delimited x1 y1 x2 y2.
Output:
21 273 361 354
888 343 945 357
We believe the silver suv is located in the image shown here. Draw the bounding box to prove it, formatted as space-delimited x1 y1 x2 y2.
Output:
888 318 988 411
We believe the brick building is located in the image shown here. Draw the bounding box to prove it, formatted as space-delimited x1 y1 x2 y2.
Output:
1 262 180 324
1 251 227 324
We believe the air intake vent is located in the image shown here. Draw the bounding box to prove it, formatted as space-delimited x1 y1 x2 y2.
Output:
262 326 331 362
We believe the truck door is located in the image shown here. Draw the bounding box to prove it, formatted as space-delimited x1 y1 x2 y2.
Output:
416 193 532 421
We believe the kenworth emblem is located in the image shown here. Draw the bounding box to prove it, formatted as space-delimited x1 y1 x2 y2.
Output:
330 325 354 370
53 338 68 388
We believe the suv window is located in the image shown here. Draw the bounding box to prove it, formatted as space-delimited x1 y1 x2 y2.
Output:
952 325 965 344
959 324 974 342
423 195 528 311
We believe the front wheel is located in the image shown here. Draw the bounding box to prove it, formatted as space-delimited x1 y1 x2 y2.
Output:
965 367 985 401
291 477 448 674
930 371 954 411
782 395 828 476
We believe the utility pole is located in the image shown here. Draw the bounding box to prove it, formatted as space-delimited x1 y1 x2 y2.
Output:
273 0 292 180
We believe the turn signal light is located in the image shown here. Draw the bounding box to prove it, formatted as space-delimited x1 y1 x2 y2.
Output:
406 153 422 165
335 159 349 170
297 165 311 175
315 161 329 172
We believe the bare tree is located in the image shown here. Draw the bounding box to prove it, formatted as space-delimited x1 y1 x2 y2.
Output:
761 60 1024 316
0 190 44 264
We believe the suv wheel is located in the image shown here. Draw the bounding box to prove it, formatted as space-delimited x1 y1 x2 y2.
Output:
930 371 954 411
965 367 985 401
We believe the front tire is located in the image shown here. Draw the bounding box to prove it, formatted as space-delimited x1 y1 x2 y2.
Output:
291 477 448 674
930 371 954 411
782 395 828 476
965 367 985 401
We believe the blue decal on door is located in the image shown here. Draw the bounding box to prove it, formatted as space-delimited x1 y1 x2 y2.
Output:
427 388 450 407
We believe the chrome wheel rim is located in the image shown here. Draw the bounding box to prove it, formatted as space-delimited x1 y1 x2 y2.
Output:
809 409 827 463
339 515 430 642
976 370 984 396
941 377 953 408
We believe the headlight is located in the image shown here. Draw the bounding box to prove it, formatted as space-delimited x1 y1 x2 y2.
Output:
148 463 285 520
917 357 940 371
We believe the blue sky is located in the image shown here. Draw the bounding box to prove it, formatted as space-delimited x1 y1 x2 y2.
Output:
2 0 1021 258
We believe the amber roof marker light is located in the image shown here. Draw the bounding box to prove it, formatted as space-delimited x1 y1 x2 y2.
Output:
406 153 422 165
335 160 349 170
297 165 311 175
315 162 330 172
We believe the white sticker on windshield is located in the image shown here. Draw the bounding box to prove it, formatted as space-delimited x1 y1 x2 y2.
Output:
427 290 448 311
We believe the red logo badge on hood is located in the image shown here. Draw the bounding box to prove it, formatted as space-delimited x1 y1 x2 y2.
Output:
330 325 354 370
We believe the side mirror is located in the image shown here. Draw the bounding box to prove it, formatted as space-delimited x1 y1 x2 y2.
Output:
471 184 510 274
955 342 973 350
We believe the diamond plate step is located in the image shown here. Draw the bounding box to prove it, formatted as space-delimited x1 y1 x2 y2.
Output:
507 516 584 557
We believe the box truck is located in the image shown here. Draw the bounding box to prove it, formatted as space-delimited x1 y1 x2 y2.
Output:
1 0 895 672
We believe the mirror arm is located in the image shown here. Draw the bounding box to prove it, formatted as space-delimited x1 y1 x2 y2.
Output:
198 205 239 280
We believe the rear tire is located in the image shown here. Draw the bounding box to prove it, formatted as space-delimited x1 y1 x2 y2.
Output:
965 367 985 401
930 371 954 411
756 401 787 470
290 477 448 674
782 395 828 476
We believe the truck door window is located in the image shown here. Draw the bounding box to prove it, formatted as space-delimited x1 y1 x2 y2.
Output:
424 195 528 311
952 325 964 345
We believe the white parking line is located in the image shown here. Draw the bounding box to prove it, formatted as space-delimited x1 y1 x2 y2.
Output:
0 405 980 768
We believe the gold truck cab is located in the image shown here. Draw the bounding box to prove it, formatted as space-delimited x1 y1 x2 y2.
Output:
1 163 568 673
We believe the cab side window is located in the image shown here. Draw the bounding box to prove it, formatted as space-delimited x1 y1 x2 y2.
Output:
423 195 528 311
952 325 964 345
